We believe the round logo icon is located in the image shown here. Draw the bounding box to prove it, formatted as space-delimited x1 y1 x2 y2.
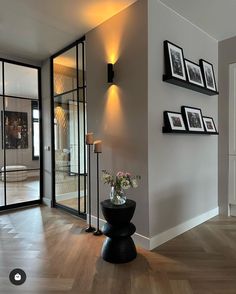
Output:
9 269 26 286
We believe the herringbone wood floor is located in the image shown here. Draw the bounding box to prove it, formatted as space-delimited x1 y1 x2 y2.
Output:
1 206 236 294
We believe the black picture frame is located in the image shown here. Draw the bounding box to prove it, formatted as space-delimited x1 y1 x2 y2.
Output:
163 111 186 131
181 106 205 132
202 116 217 133
164 40 186 81
185 59 204 87
200 59 217 92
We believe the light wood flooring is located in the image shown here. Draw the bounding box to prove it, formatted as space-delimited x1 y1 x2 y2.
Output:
1 206 236 293
0 178 39 206
58 197 85 212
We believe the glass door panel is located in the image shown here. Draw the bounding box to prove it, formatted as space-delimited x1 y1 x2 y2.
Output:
4 63 38 99
54 92 79 210
0 60 41 210
53 47 77 96
4 97 40 169
4 97 40 205
52 39 86 217
6 170 40 205
0 62 3 94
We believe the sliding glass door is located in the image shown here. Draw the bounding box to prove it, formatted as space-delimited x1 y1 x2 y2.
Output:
0 60 41 210
51 38 87 218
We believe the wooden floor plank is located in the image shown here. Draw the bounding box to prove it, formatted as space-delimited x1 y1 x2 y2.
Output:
1 206 236 293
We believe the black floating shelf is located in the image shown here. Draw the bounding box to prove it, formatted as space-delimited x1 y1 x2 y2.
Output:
162 127 219 135
163 75 219 96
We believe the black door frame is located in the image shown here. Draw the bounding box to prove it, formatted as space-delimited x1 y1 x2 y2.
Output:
50 36 87 219
0 58 43 211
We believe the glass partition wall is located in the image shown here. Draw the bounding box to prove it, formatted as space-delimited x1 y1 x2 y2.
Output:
0 60 41 210
51 37 87 218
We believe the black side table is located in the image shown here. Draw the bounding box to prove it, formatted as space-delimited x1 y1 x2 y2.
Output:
101 199 137 263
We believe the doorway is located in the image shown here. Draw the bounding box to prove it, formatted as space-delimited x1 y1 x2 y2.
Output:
51 37 87 218
0 59 42 210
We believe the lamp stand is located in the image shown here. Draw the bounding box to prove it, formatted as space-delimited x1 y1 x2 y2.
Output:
85 144 95 233
93 152 102 236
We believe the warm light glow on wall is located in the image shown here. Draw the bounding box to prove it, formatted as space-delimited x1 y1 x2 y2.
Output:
54 106 67 131
81 2 133 28
94 3 129 65
54 56 76 69
102 85 125 134
54 75 64 95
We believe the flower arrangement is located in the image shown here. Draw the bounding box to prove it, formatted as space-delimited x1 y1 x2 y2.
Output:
102 170 140 191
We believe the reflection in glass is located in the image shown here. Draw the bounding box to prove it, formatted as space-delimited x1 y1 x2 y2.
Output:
54 92 85 211
0 96 4 206
53 41 86 215
53 47 76 95
4 63 38 99
0 61 2 95
5 97 39 169
6 170 40 205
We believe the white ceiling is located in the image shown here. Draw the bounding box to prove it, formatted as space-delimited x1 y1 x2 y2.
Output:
0 0 136 62
160 0 236 41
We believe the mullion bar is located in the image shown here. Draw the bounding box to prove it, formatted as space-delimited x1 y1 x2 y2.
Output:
2 62 6 206
0 94 39 101
53 87 86 99
82 41 87 214
76 44 81 214
0 58 40 70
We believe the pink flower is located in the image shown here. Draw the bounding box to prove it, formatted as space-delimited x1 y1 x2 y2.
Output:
116 171 124 177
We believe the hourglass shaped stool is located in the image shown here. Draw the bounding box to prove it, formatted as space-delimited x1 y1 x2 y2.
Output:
100 199 137 264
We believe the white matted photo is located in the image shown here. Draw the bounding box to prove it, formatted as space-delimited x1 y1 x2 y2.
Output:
203 116 217 133
185 59 204 87
166 41 186 81
200 59 217 91
181 106 205 132
165 111 186 131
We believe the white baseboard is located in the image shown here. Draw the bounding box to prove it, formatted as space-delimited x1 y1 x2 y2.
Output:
42 197 51 207
149 207 219 250
229 204 236 216
56 191 84 201
90 206 219 251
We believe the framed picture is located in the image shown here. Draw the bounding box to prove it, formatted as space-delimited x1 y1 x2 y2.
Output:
185 59 204 87
1 111 28 149
203 116 217 133
200 59 217 91
181 106 205 132
164 40 186 81
164 111 186 131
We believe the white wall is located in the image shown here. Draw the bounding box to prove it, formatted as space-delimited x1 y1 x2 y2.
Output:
148 0 218 238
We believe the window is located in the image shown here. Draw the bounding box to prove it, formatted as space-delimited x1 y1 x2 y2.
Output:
32 101 39 160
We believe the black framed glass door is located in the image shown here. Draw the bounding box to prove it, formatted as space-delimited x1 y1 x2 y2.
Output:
0 59 42 210
51 37 87 218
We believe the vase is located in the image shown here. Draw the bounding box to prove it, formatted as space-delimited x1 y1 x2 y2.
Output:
110 186 126 205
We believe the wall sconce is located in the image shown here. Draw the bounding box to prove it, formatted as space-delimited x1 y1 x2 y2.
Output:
107 63 114 83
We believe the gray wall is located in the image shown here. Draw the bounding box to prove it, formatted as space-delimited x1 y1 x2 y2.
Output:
148 0 219 237
41 59 52 203
86 0 149 236
218 36 236 214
